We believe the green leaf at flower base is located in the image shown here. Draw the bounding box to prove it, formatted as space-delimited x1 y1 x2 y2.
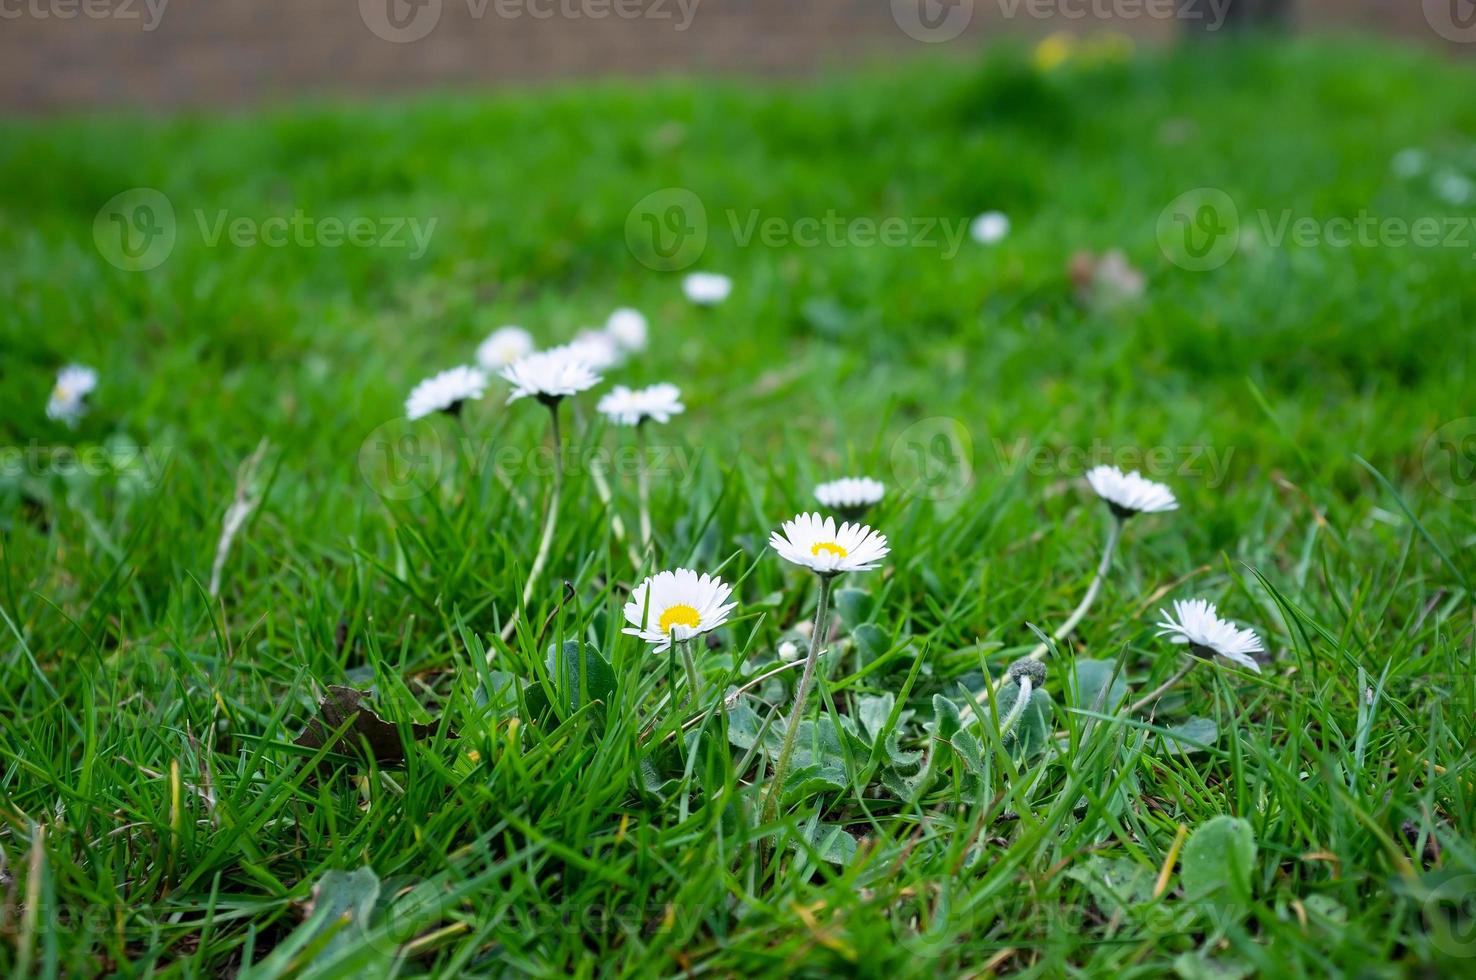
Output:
932 694 963 739
783 762 849 801
523 641 617 722
834 587 873 629
1181 815 1257 913
790 820 859 865
1065 856 1157 914
254 867 391 976
852 623 890 663
1072 659 1129 712
1157 716 1219 756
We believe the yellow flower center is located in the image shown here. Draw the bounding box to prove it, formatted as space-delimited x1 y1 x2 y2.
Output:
811 541 848 559
659 604 701 634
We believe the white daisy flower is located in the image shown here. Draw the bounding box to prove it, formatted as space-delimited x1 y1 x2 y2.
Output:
1085 465 1178 518
769 512 889 576
605 307 648 352
475 326 535 370
500 348 602 405
1156 598 1264 672
404 365 487 421
623 568 737 653
566 330 624 373
970 211 1010 245
814 476 885 514
682 272 732 307
46 364 98 429
597 383 684 426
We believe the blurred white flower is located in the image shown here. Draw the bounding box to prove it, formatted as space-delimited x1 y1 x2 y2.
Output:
500 348 602 405
1391 148 1427 179
1157 598 1263 672
566 330 624 373
1434 171 1475 206
770 512 889 576
1086 465 1177 518
683 272 732 306
623 568 737 652
405 365 487 421
814 476 885 512
476 326 535 370
597 383 684 426
970 211 1010 245
778 639 801 661
605 307 648 352
46 364 98 429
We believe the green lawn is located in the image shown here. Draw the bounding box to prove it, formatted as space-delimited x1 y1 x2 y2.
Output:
2 35 1475 978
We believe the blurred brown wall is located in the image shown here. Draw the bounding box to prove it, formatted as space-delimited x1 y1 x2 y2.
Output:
0 0 1465 113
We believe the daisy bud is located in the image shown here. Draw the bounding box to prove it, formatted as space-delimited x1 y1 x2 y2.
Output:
1007 659 1047 689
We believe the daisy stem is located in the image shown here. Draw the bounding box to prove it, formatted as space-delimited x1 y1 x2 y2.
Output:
998 676 1034 738
1127 660 1196 715
501 400 564 642
636 423 653 554
1009 515 1124 679
761 573 834 834
679 638 701 706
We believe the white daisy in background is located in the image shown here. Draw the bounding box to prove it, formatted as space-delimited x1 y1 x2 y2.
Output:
623 568 737 652
813 476 885 516
405 365 488 421
1434 171 1475 206
1390 148 1427 179
46 364 98 429
475 326 535 370
970 211 1010 245
770 512 890 576
500 348 602 405
1157 598 1264 672
566 330 624 373
682 272 732 307
605 307 648 353
1085 465 1178 518
597 383 685 426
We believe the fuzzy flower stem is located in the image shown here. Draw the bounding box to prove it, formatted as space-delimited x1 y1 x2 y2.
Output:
636 423 654 554
1128 660 1196 715
762 573 834 833
987 516 1123 694
997 676 1034 738
679 637 701 706
501 400 564 642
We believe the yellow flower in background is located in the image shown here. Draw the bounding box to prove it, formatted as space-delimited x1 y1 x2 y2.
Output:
1034 31 1135 73
1033 32 1076 72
